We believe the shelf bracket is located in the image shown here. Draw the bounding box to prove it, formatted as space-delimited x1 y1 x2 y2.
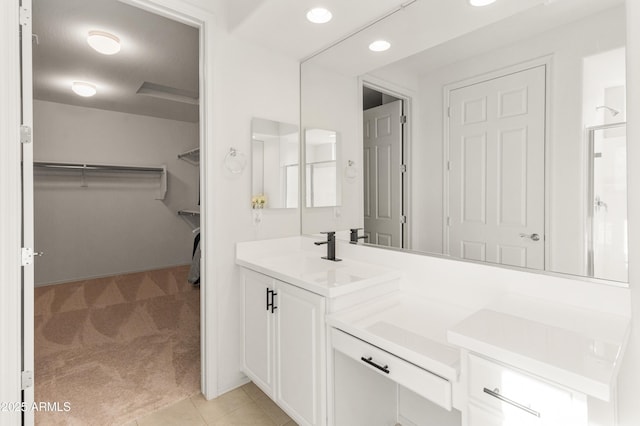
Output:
156 165 167 200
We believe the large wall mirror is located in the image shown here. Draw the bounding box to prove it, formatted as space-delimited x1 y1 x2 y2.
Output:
251 117 299 209
300 0 628 284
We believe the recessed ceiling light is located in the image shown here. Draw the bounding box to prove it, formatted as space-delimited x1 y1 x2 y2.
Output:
469 0 497 6
306 7 333 24
369 40 391 52
87 30 121 55
71 81 97 97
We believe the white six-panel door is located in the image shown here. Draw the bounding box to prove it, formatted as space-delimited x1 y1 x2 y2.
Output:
448 65 546 269
363 100 403 248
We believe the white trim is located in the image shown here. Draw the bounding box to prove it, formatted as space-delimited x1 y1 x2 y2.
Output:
0 1 25 424
360 75 415 250
442 55 553 266
21 0 35 423
122 0 218 400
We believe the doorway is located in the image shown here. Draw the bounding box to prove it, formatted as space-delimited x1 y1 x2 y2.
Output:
362 85 408 249
26 0 207 423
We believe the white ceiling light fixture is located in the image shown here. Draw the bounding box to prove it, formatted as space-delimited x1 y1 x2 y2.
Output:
71 81 97 97
469 0 497 6
369 40 391 52
87 30 121 55
306 7 333 24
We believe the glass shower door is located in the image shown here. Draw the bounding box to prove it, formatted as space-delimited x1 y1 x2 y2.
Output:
587 123 628 282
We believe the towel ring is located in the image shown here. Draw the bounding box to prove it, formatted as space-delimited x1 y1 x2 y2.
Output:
224 148 246 174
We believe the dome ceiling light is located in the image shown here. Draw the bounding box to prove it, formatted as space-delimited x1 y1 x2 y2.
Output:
71 81 97 97
87 30 121 55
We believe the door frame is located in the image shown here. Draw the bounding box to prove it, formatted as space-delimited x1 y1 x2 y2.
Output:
119 0 219 400
0 1 25 424
0 1 219 422
442 55 553 268
359 75 413 249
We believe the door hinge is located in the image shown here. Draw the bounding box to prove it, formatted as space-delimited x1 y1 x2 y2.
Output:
20 125 32 144
447 161 451 171
400 164 407 173
22 248 34 266
21 371 33 390
400 115 407 124
447 107 451 118
446 217 451 226
401 215 407 224
21 248 42 266
19 6 31 27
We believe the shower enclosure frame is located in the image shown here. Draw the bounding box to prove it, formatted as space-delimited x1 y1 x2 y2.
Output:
585 121 627 280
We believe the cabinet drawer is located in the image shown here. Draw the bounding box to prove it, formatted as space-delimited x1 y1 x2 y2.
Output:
468 354 586 425
468 402 540 426
331 328 451 410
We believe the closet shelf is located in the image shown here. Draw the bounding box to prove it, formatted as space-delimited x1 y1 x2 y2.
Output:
178 148 200 165
178 209 200 217
34 161 167 200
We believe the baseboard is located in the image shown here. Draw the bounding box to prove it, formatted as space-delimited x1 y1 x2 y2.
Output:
214 376 251 399
34 263 192 287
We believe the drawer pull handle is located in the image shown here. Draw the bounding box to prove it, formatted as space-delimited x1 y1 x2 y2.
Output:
361 356 390 374
483 387 540 418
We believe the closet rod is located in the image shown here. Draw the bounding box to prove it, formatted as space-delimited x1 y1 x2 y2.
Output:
34 162 164 173
34 161 168 200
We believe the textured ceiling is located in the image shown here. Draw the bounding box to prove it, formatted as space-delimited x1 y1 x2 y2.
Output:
33 0 622 123
231 0 409 60
304 0 625 77
31 0 410 122
371 0 625 79
33 0 199 122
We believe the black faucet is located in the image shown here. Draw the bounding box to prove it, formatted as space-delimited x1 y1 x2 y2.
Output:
314 231 342 262
350 228 368 244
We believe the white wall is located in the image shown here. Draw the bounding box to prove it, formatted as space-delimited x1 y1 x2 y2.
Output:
371 6 626 277
617 2 640 424
33 100 199 286
210 30 300 393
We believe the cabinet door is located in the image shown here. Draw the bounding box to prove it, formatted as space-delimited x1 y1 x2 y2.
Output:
242 270 275 397
275 281 326 426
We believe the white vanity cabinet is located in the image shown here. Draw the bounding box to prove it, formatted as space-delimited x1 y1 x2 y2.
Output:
465 353 587 426
447 300 630 426
241 268 326 426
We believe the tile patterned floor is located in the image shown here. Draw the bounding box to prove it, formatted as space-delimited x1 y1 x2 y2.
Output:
133 382 297 426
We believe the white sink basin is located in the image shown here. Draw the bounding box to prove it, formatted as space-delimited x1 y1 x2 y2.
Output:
237 250 402 297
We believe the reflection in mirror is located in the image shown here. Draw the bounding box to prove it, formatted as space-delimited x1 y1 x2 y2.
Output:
305 129 339 208
300 0 628 284
251 117 299 209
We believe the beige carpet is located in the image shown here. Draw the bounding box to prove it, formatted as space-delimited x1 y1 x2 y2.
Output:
34 265 201 426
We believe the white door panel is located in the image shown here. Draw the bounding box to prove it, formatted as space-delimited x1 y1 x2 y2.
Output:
363 100 403 248
449 66 546 270
21 1 35 423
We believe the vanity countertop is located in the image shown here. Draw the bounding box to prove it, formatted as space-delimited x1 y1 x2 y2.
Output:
326 292 473 382
447 294 631 401
236 240 402 297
